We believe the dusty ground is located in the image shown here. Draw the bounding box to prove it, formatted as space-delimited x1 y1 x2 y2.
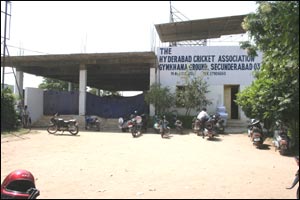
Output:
1 129 298 199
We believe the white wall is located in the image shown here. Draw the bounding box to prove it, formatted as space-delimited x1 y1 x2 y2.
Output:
24 87 44 124
156 46 262 121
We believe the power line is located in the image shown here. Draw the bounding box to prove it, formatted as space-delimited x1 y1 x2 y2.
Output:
6 44 50 55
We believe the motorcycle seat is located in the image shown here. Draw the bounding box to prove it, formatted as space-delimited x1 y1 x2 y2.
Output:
63 119 76 123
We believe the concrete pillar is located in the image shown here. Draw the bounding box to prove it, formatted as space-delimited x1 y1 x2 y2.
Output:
79 64 87 115
14 68 23 99
149 67 156 116
68 82 72 91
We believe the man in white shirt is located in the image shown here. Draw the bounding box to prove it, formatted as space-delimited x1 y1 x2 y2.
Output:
197 108 210 138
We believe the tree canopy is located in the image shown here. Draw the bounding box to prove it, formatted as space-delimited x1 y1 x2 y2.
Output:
176 71 212 116
236 1 299 150
38 78 79 91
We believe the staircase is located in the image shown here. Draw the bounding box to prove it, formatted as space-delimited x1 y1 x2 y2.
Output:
225 119 248 133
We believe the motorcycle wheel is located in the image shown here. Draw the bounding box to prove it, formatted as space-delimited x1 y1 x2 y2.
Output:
177 127 183 134
161 127 170 138
47 125 58 134
279 148 287 155
131 127 140 138
69 125 79 135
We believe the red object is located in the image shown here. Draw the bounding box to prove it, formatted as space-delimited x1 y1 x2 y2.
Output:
1 169 36 199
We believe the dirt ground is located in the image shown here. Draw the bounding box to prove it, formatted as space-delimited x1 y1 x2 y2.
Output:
1 129 298 199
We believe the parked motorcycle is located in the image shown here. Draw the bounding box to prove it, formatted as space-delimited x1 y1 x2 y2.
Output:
1 169 40 199
286 156 299 199
192 117 202 136
47 113 79 135
203 117 216 139
141 113 148 133
85 115 101 131
118 116 132 132
273 121 291 155
192 116 210 138
130 115 143 138
172 113 183 134
212 113 225 134
153 115 170 138
248 119 264 148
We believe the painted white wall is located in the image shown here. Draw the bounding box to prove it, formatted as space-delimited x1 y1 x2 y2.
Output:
24 87 44 124
156 46 262 121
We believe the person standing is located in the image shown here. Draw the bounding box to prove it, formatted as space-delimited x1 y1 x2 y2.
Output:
22 105 31 128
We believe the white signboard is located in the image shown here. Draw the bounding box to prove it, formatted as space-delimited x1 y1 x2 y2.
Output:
157 46 263 87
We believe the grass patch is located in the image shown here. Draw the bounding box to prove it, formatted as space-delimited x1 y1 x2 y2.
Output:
1 128 32 138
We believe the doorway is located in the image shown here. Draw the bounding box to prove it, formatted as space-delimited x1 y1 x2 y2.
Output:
224 85 240 119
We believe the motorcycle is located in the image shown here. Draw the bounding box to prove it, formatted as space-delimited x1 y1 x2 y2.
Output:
141 113 148 133
130 115 143 138
286 156 299 199
203 117 216 139
212 113 225 134
248 119 264 148
172 114 183 134
192 116 209 138
273 121 291 155
47 113 79 135
192 117 202 135
118 115 132 132
85 116 101 131
153 115 170 138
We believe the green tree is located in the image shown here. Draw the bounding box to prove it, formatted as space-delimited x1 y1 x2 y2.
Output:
236 1 299 150
88 88 120 96
144 83 174 115
1 87 18 131
176 71 212 116
38 78 79 91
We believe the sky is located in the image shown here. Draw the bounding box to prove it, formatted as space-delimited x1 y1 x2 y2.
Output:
1 1 259 95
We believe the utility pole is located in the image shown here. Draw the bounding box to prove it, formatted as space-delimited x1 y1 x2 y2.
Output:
169 1 176 47
1 1 9 89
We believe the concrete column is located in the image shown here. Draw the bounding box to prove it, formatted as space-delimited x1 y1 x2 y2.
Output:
79 64 87 115
68 82 72 91
149 67 156 116
14 68 23 99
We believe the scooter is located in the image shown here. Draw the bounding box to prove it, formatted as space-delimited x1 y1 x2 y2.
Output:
47 113 79 135
248 119 264 148
85 115 101 131
273 121 291 155
286 156 299 199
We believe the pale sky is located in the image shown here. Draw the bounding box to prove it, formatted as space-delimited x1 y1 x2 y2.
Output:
1 1 258 94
